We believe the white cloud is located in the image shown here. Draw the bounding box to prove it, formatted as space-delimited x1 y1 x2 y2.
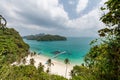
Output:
0 0 106 37
0 0 69 28
65 0 106 37
35 0 68 20
76 0 88 13
68 9 100 29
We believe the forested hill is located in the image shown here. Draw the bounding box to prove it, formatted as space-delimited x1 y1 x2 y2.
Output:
23 34 67 41
0 28 29 64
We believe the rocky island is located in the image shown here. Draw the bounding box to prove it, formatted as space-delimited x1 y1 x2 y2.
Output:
23 34 67 41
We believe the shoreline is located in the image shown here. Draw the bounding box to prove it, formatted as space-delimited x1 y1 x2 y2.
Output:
30 50 85 65
25 54 74 79
12 51 84 79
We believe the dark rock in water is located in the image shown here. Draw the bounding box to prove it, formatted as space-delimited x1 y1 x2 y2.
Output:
52 50 61 54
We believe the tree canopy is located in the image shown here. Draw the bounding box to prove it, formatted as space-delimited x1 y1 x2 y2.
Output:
0 0 120 80
71 0 120 80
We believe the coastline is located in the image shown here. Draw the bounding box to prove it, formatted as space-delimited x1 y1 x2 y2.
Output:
23 37 90 65
29 49 85 65
25 54 74 79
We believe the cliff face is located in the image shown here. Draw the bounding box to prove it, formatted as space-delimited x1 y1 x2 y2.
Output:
0 28 29 64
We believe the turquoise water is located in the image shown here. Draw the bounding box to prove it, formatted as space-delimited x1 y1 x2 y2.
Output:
23 37 94 65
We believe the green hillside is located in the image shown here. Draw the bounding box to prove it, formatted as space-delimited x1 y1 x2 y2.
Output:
0 28 67 80
0 28 29 64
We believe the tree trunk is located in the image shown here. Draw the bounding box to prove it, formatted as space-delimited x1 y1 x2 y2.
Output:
65 64 68 78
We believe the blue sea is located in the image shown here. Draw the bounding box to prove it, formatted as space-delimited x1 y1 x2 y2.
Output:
23 37 95 65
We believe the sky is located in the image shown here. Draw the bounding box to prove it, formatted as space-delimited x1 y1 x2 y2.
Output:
0 0 107 37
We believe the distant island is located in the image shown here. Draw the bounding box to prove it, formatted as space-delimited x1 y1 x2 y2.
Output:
23 33 67 41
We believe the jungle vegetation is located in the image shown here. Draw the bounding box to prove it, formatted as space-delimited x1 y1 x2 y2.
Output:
70 0 120 80
0 0 120 80
23 34 67 41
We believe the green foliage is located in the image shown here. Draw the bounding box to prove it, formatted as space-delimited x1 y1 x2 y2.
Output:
0 28 29 64
22 58 26 64
71 0 120 80
84 32 120 80
100 0 120 25
38 62 44 73
2 65 66 80
1 0 120 79
64 58 70 64
50 74 67 80
30 58 35 65
64 58 70 78
47 59 54 67
0 65 67 80
70 65 95 80
46 59 54 74
83 0 120 79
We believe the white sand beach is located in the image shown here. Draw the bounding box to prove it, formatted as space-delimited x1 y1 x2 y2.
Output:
25 54 74 79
